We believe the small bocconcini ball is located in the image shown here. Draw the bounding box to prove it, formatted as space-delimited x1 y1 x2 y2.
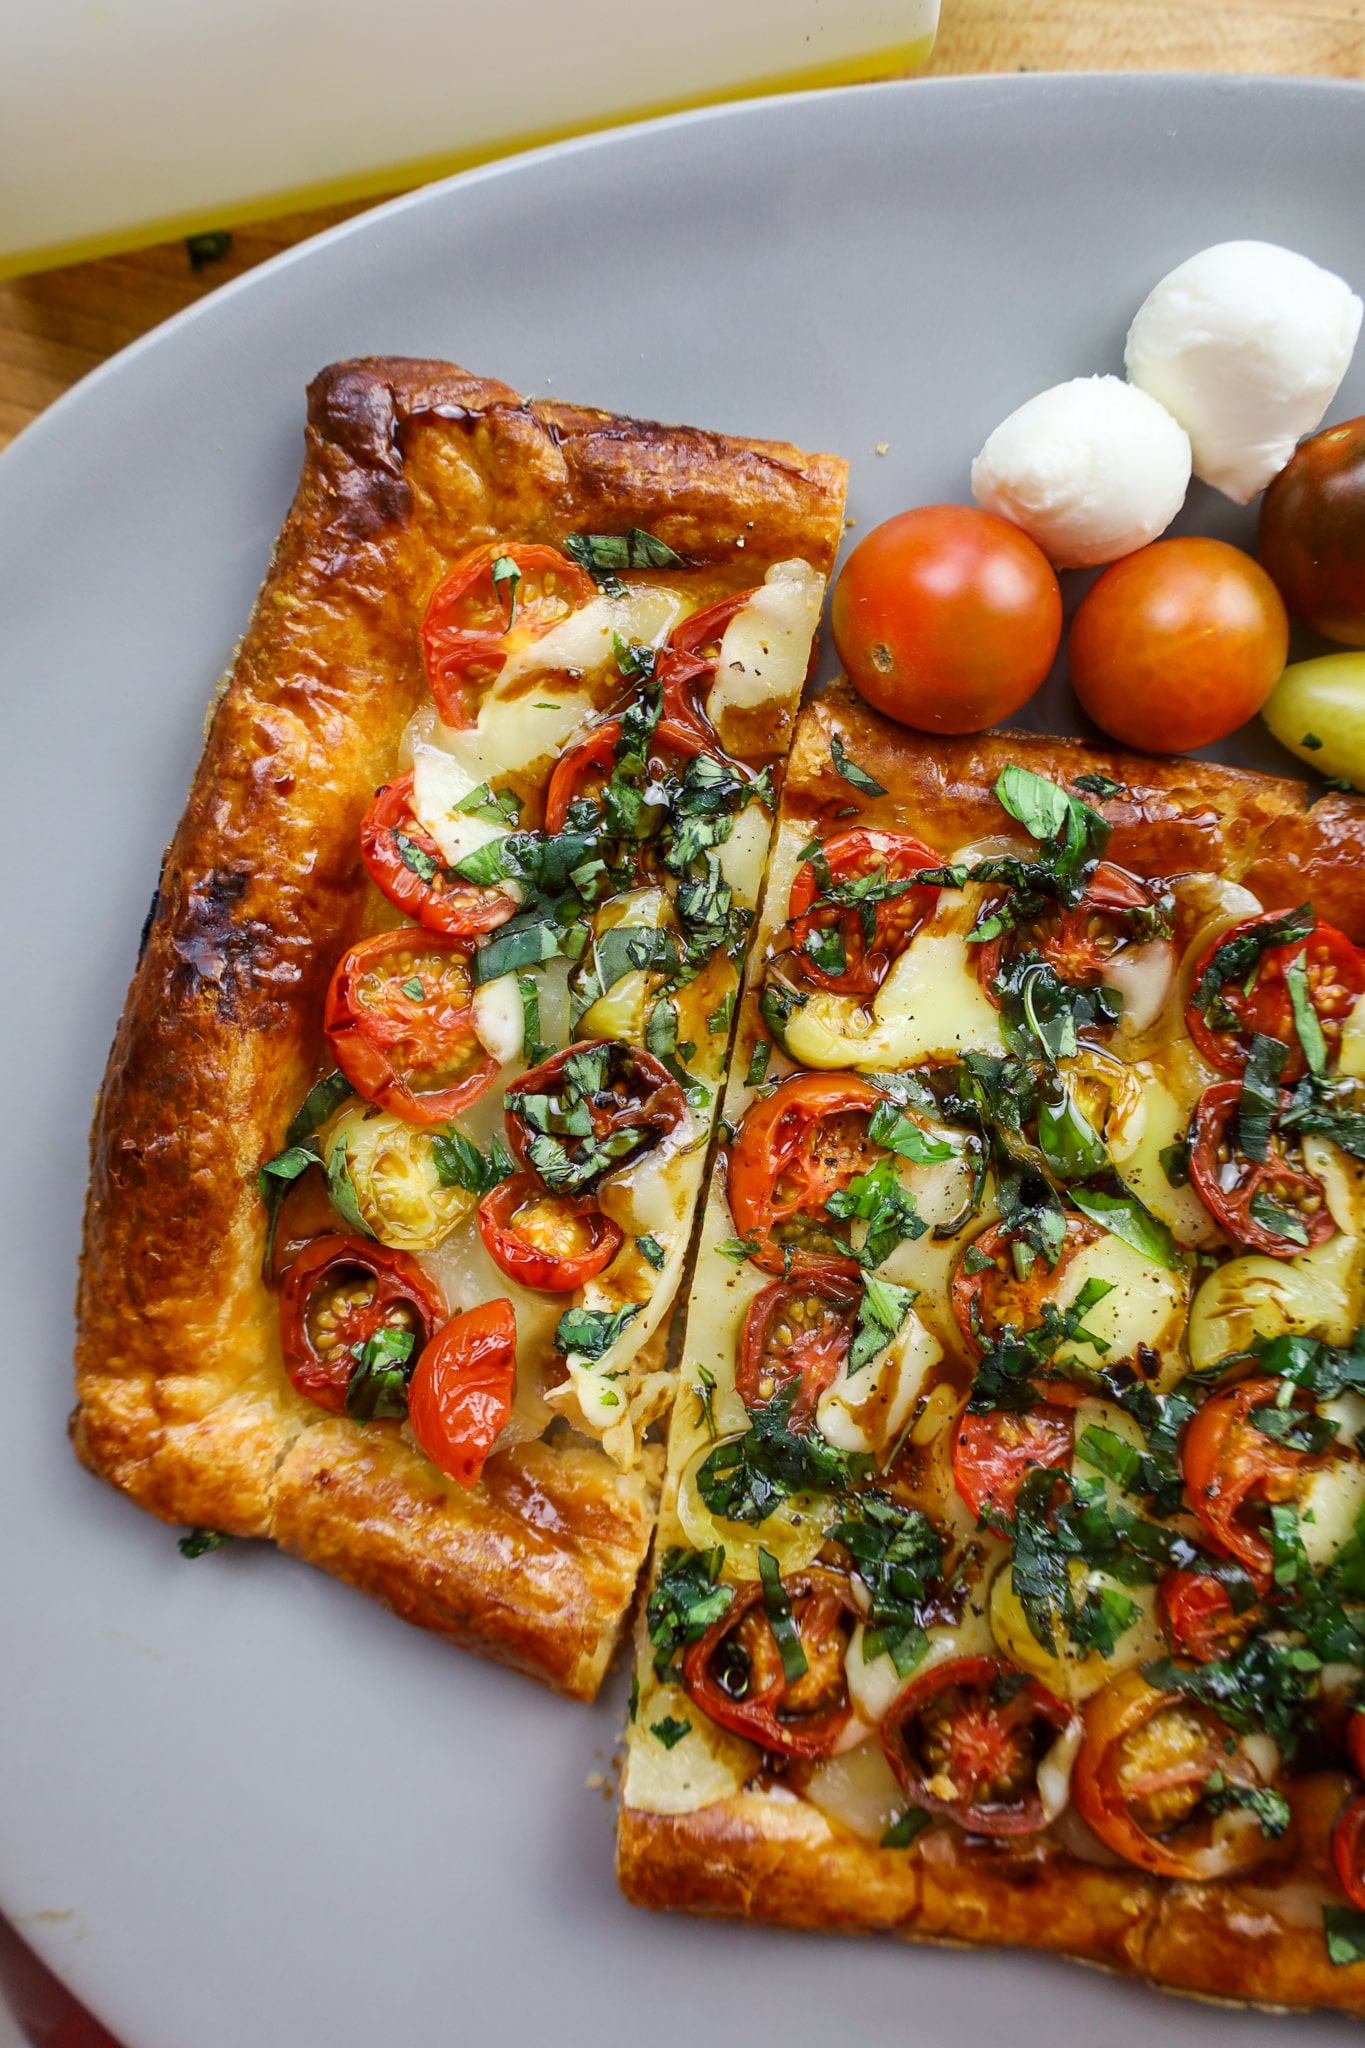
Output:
1125 240 1363 505
970 376 1192 570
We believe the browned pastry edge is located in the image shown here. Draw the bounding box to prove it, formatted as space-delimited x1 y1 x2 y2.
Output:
617 1772 1365 2015
617 686 1365 2006
71 357 847 1699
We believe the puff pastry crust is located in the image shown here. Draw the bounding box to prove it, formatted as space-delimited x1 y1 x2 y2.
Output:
72 358 845 1699
617 684 1365 2011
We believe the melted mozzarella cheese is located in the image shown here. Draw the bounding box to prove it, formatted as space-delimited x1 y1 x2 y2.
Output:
717 800 772 908
470 973 523 1064
1049 1234 1189 1387
1299 1457 1365 1572
1115 1044 1225 1249
1188 1253 1352 1371
1338 994 1365 1079
410 743 519 881
816 1308 942 1455
989 1559 1163 1703
705 559 825 725
496 586 687 693
622 1682 754 1815
781 932 1007 1071
802 1740 905 1843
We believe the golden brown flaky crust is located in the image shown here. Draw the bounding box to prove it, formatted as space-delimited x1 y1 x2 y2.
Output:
618 687 1365 2009
73 358 847 1699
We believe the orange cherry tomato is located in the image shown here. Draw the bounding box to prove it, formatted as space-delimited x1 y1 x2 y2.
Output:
1188 1081 1335 1260
950 1215 1101 1358
1259 415 1365 647
1158 1569 1247 1663
278 1234 446 1414
726 1072 883 1279
1073 1668 1290 1880
476 1173 623 1293
1068 537 1289 754
786 829 943 996
1186 910 1365 1080
881 1655 1076 1836
359 772 516 939
951 1403 1075 1522
324 929 498 1126
831 505 1062 736
682 1567 859 1759
737 1275 859 1427
1180 1376 1321 1584
420 543 596 728
407 1298 517 1489
1334 1796 1365 1911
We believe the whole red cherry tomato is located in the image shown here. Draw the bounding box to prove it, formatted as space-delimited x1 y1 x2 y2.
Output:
1068 538 1288 753
831 505 1062 735
1259 415 1365 647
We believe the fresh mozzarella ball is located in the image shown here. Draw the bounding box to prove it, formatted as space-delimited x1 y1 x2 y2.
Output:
971 376 1192 568
1125 241 1363 504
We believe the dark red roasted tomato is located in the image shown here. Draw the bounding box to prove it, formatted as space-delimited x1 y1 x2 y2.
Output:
951 1404 1075 1522
324 930 499 1126
420 542 595 728
881 1655 1076 1836
976 862 1164 997
503 1040 688 1192
359 772 516 939
737 1276 859 1427
950 1215 1101 1357
476 1172 623 1293
1188 1081 1336 1259
1181 1376 1327 1585
278 1234 446 1414
1158 1569 1252 1664
726 1071 884 1280
786 829 943 996
682 1567 860 1758
1186 910 1365 1081
655 588 756 744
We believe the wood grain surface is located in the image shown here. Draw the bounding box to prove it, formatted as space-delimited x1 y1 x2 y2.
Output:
1 0 1362 452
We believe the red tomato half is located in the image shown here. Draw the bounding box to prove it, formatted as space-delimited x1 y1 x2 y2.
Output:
476 1173 623 1293
1259 415 1365 647
832 505 1062 736
682 1568 859 1759
542 712 709 836
1181 1377 1322 1584
1188 1081 1335 1259
1186 910 1365 1080
726 1072 883 1279
1158 1569 1246 1664
881 1655 1076 1836
503 1041 688 1191
420 543 595 728
324 930 498 1125
951 1404 1075 1522
786 829 943 996
278 1234 446 1414
656 589 757 744
407 1299 517 1489
1068 538 1289 754
737 1276 859 1427
1333 1797 1365 1911
950 1216 1101 1358
359 772 516 939
975 862 1161 998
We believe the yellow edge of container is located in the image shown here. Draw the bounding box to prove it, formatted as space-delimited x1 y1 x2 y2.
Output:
0 35 935 283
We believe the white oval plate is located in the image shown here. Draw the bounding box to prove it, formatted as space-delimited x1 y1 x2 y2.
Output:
2 73 1363 2048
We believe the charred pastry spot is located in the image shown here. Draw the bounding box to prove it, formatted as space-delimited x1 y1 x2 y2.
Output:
169 867 297 1021
307 365 413 541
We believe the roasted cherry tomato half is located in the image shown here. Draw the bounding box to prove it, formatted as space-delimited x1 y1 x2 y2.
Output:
786 829 943 996
503 1040 688 1193
832 505 1062 736
1073 1668 1292 1880
881 1655 1076 1836
976 862 1163 998
542 711 711 837
420 543 595 728
407 1297 517 1489
1350 1710 1365 1782
682 1566 860 1758
1334 1796 1365 1912
359 772 515 939
1181 1376 1324 1584
278 1234 447 1414
324 930 499 1126
951 1403 1075 1522
1069 537 1289 755
950 1215 1101 1358
726 1071 884 1279
1186 910 1365 1080
1259 414 1365 648
655 589 757 745
737 1275 859 1427
476 1172 623 1293
1157 1569 1251 1663
1188 1081 1335 1259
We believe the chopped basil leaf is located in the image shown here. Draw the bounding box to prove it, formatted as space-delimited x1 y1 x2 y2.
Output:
830 733 887 798
848 1274 917 1374
1301 733 1324 751
867 1100 953 1164
758 1547 809 1684
697 1383 873 1524
455 781 521 825
1247 1189 1311 1246
717 1234 762 1264
745 1040 772 1088
636 1233 667 1272
1324 1904 1365 1966
178 1527 230 1558
1238 1032 1288 1162
490 554 521 628
826 1155 927 1269
647 1545 732 1677
258 1142 320 1192
394 830 440 883
881 1807 932 1849
325 1133 375 1238
1191 905 1314 1027
1159 1139 1191 1187
1068 1183 1181 1271
829 1492 941 1675
564 527 686 593
1073 772 1127 800
553 1302 640 1367
708 989 736 1038
345 1325 416 1421
431 1128 514 1196
694 1363 719 1441
1142 1638 1322 1752
1285 950 1329 1077
650 1715 691 1750
1037 1080 1110 1180
401 975 426 1002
